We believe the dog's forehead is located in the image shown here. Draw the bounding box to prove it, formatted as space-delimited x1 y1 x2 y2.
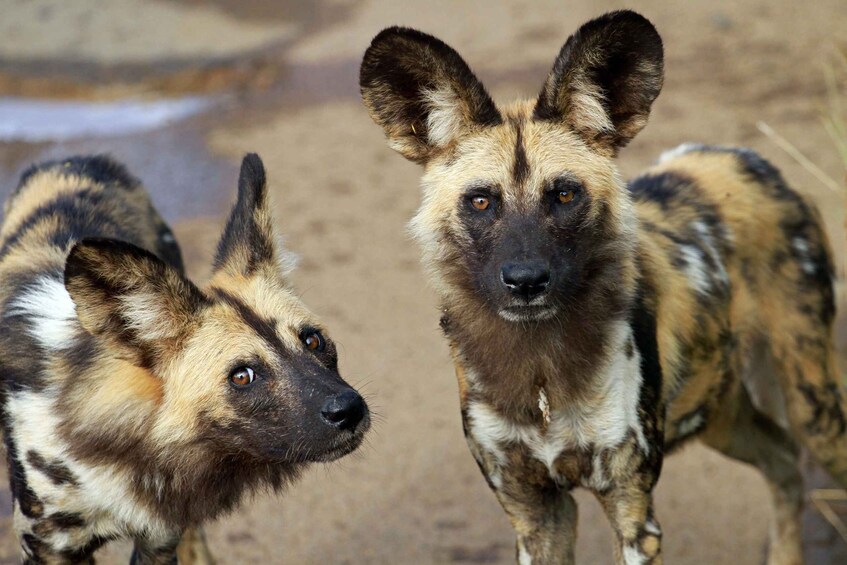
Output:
429 103 619 202
205 277 318 350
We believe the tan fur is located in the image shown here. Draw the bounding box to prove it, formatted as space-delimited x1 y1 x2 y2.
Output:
0 154 369 563
362 11 846 565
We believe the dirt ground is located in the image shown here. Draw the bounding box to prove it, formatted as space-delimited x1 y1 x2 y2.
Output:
0 0 846 563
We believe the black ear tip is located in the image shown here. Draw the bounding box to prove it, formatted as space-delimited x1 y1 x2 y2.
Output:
238 153 267 198
69 237 115 257
598 10 661 38
240 153 266 179
369 26 426 47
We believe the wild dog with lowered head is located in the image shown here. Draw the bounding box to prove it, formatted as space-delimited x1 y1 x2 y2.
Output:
0 154 370 563
361 10 847 565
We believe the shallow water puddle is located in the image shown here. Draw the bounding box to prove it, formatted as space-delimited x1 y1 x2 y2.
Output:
0 96 214 142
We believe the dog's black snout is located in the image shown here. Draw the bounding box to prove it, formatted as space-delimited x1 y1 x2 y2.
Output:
321 390 367 431
501 261 550 299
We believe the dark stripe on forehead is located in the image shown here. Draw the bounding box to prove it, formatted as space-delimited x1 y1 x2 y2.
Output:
512 123 530 186
209 287 289 356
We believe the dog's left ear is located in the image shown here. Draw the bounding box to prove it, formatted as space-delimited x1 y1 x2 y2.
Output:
212 153 295 279
534 10 664 155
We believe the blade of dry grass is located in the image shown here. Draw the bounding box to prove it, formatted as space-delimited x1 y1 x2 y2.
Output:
811 489 847 543
756 121 842 193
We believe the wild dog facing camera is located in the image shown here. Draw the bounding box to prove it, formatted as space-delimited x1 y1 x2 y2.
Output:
0 152 369 563
360 11 661 325
361 8 847 565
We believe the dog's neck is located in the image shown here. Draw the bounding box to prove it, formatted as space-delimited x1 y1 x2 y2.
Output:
441 266 638 426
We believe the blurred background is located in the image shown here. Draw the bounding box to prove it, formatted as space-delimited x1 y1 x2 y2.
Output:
1 0 846 563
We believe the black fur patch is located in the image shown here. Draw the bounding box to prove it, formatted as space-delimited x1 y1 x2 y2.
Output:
4 436 43 519
15 155 139 199
797 382 847 437
533 10 663 150
630 276 664 483
512 124 530 186
0 189 128 262
213 154 275 275
209 288 288 357
360 26 502 162
26 450 79 487
628 172 691 210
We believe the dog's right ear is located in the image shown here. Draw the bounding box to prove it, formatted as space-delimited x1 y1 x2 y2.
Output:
360 27 502 164
212 153 295 280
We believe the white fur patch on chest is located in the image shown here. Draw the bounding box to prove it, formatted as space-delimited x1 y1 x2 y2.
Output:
466 322 646 485
5 389 169 543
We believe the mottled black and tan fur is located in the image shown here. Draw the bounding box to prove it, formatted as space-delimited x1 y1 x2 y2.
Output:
361 10 847 565
0 154 370 563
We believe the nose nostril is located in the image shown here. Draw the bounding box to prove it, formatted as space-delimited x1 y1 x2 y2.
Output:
500 262 551 298
321 390 366 431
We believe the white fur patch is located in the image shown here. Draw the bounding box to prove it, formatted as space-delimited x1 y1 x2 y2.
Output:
275 234 298 276
517 539 533 565
466 322 646 484
622 544 650 565
423 87 465 148
677 244 712 296
5 389 170 543
569 82 614 134
676 411 705 437
6 276 77 350
791 236 816 275
657 142 706 164
498 306 557 323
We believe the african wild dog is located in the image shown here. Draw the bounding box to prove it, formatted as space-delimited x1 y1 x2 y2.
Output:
361 10 847 565
0 154 370 563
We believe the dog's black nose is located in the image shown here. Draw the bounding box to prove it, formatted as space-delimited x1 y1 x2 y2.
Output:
501 262 550 299
321 390 367 431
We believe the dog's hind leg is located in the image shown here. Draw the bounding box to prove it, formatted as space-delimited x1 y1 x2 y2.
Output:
770 333 847 487
701 385 804 565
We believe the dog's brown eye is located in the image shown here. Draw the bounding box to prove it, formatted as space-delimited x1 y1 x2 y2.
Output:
558 190 575 204
303 332 324 351
229 367 255 387
471 196 490 210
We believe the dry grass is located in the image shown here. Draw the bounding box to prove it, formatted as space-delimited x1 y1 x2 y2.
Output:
759 47 847 543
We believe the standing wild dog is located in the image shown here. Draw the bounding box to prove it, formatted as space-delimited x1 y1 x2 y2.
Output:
361 10 847 565
0 154 370 563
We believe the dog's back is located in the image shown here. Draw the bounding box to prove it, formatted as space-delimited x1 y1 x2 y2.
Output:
0 156 188 560
632 145 847 492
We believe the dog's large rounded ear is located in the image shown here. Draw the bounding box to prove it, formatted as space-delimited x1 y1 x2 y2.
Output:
534 10 664 155
360 27 502 164
64 238 209 368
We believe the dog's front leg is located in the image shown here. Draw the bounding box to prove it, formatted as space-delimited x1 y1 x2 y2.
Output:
596 485 662 565
465 434 577 564
130 531 181 565
496 483 578 565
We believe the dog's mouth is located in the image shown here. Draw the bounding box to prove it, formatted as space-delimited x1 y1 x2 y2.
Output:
309 430 368 463
498 304 557 323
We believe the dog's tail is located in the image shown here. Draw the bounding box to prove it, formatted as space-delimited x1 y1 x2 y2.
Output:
773 340 847 487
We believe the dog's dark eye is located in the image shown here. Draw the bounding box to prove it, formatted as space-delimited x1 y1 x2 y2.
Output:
303 331 325 352
229 367 255 387
471 196 490 211
551 177 582 206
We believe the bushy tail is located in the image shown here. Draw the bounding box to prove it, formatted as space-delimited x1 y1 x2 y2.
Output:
777 345 847 487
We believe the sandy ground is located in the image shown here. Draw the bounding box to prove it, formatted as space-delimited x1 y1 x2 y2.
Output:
0 0 846 563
